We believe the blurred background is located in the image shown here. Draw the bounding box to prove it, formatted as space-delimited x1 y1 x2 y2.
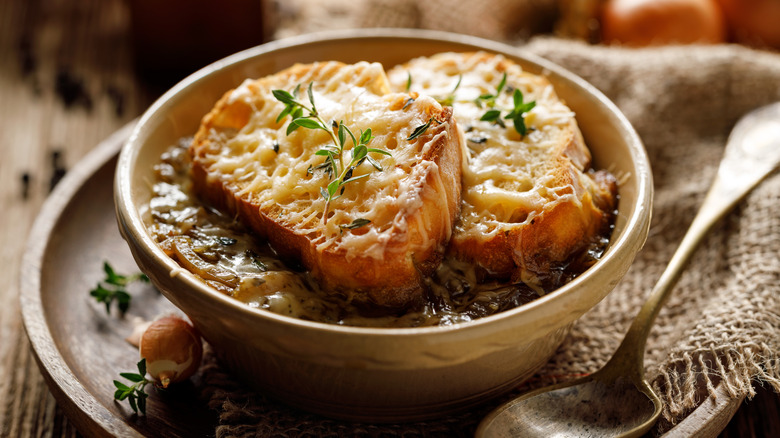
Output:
1 0 778 436
134 0 780 85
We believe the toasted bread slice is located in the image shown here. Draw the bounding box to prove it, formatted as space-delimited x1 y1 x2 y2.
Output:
189 61 463 307
388 52 617 289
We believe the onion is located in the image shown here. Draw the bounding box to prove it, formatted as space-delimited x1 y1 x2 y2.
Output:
139 315 203 388
601 0 726 46
718 0 780 49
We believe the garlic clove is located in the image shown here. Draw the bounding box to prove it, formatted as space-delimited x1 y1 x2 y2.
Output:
125 317 152 348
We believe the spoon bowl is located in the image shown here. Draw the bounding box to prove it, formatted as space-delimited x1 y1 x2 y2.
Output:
480 375 659 438
477 101 780 437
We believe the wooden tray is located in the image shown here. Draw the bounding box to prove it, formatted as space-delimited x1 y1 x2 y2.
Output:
20 124 743 437
20 122 216 438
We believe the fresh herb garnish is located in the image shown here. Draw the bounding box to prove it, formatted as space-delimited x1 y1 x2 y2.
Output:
90 262 149 315
113 359 152 415
339 218 371 233
475 72 507 109
479 108 505 128
405 72 461 107
273 83 391 225
246 250 268 271
476 73 536 136
437 74 462 106
407 116 442 141
503 89 536 136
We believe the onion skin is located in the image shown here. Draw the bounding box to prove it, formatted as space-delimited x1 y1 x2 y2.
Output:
601 0 727 46
718 0 780 49
139 316 203 388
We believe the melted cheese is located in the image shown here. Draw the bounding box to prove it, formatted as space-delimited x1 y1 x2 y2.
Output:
148 55 615 325
388 52 587 240
196 61 455 261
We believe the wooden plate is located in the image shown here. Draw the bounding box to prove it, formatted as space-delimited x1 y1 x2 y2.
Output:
20 119 743 438
20 122 216 438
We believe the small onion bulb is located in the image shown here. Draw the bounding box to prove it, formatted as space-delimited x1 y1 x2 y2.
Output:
601 0 726 46
139 315 203 388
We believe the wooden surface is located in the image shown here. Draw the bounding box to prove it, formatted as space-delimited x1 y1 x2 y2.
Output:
1 0 779 437
20 124 216 437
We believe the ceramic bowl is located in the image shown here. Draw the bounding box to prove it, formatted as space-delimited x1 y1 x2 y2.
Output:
115 29 652 422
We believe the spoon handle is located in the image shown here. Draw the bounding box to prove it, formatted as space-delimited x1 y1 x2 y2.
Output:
610 106 780 378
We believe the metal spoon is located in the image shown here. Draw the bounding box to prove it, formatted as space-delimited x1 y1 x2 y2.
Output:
476 102 780 438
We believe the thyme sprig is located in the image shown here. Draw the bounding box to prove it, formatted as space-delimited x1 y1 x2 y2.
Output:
90 262 149 316
437 74 462 107
339 218 371 233
476 73 537 136
475 72 508 110
273 83 391 225
113 359 152 415
407 116 443 141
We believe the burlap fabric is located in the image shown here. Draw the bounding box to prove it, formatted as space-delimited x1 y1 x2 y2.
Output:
200 1 780 436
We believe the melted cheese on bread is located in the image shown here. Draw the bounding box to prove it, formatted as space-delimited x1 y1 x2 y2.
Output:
190 61 463 307
388 52 617 288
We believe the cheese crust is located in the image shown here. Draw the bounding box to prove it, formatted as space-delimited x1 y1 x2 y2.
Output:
388 52 617 288
189 61 463 307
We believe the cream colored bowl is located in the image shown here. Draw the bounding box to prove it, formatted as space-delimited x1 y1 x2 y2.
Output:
115 29 652 422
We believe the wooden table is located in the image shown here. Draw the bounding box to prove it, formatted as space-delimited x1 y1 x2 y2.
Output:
1 0 778 436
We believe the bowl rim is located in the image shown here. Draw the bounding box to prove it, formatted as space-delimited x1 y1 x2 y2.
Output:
116 28 652 338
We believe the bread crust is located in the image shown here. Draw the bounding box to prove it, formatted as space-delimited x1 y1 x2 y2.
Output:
190 62 462 307
388 52 617 288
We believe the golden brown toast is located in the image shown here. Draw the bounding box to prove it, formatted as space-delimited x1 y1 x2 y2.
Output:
189 61 463 307
388 52 617 289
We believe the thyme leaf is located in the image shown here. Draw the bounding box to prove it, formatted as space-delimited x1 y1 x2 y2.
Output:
246 250 268 271
480 109 502 123
437 74 462 106
407 116 442 141
339 218 371 233
504 89 536 136
475 73 536 137
90 262 149 316
113 359 151 415
273 83 392 225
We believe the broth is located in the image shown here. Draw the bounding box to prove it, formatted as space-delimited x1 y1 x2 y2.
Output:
147 138 612 328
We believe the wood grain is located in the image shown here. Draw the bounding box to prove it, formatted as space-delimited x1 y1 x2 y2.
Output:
1 0 778 437
1 0 154 436
21 123 216 437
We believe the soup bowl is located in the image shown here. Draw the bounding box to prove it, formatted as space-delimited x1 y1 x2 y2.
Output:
115 29 652 422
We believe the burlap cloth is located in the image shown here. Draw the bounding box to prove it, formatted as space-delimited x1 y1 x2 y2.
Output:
198 1 780 436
